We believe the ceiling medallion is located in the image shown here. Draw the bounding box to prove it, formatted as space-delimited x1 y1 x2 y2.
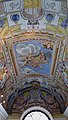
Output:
45 12 55 23
10 14 20 24
61 19 68 29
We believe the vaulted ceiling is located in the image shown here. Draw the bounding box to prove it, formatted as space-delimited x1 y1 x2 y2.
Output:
0 0 68 118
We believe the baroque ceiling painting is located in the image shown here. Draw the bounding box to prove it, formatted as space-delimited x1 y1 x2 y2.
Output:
0 0 68 119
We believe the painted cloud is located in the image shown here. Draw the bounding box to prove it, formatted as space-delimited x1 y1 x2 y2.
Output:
16 43 40 56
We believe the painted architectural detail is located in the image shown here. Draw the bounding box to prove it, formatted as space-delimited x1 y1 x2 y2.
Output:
0 0 67 29
0 0 68 118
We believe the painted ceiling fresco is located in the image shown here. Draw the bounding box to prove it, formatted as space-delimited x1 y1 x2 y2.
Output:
13 40 54 75
0 0 68 117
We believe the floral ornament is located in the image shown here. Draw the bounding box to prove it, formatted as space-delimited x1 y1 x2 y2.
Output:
0 19 4 28
61 19 68 29
11 14 20 23
45 13 54 22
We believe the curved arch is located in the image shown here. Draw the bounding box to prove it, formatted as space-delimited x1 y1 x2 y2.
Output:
20 106 54 120
6 84 66 114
